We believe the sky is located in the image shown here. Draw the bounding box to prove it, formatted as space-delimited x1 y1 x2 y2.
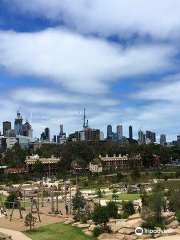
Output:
0 0 180 142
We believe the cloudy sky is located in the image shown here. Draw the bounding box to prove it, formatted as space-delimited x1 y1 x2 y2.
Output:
0 0 180 142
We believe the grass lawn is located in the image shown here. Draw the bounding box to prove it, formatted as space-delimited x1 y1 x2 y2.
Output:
156 179 180 190
81 184 110 190
23 222 95 240
0 195 7 201
102 193 140 201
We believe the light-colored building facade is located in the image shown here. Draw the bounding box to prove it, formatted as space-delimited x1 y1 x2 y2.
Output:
117 124 123 141
25 154 60 176
89 154 141 172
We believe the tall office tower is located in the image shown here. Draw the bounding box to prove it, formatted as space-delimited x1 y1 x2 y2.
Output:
138 129 145 144
177 135 180 146
53 135 56 143
117 124 123 141
151 132 156 142
22 120 33 137
3 121 11 136
45 127 50 141
146 130 156 143
107 125 113 140
160 134 166 146
129 126 133 140
14 111 23 135
60 124 63 136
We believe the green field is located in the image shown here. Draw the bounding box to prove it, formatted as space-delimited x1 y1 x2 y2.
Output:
102 193 140 201
156 179 180 190
81 184 110 190
24 223 95 240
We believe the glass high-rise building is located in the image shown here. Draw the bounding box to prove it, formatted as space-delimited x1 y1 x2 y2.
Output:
160 134 166 146
117 124 123 141
129 126 133 140
3 121 11 136
107 125 113 139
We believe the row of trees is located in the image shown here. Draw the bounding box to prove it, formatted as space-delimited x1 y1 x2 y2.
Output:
1 140 180 176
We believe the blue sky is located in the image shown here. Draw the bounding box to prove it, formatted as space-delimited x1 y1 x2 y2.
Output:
0 0 180 141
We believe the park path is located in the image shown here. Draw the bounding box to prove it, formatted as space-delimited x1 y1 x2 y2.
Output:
0 228 31 240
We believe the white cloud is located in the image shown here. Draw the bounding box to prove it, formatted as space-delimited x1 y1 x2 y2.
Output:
10 0 180 39
0 28 176 94
134 76 180 102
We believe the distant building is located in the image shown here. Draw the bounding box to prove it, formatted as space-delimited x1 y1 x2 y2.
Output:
3 121 11 136
146 130 156 143
129 126 133 140
57 124 66 144
53 135 56 143
25 154 60 176
107 125 113 140
177 135 180 146
160 134 166 146
45 127 50 141
138 129 146 144
89 154 141 172
41 127 50 142
14 111 23 135
75 128 101 141
117 124 123 142
22 121 33 137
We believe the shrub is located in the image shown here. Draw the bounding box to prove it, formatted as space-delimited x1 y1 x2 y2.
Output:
122 201 135 216
176 211 180 223
106 201 118 218
93 226 112 238
93 227 103 237
92 205 109 227
81 216 87 224
5 192 16 209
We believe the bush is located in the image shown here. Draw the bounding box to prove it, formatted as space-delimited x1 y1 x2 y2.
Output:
5 192 16 209
81 216 87 224
176 211 180 223
92 205 109 227
122 201 135 216
93 227 104 237
93 226 112 238
106 201 118 218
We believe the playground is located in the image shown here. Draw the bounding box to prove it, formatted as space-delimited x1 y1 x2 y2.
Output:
0 180 77 231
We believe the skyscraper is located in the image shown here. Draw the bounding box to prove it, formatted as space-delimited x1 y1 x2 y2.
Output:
129 126 133 140
45 127 50 141
117 124 123 141
177 135 180 146
107 125 113 140
3 121 11 136
160 134 166 146
146 130 156 143
138 129 146 144
14 111 23 135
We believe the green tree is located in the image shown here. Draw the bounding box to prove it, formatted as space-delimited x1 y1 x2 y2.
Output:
141 146 154 168
112 189 119 202
116 172 123 182
160 147 169 164
5 192 16 209
92 205 109 227
122 201 135 217
131 167 141 180
106 201 118 218
25 213 37 232
72 190 86 221
96 188 103 204
33 160 44 178
169 190 180 212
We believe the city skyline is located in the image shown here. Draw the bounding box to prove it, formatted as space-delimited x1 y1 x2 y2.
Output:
1 110 180 145
0 1 180 141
